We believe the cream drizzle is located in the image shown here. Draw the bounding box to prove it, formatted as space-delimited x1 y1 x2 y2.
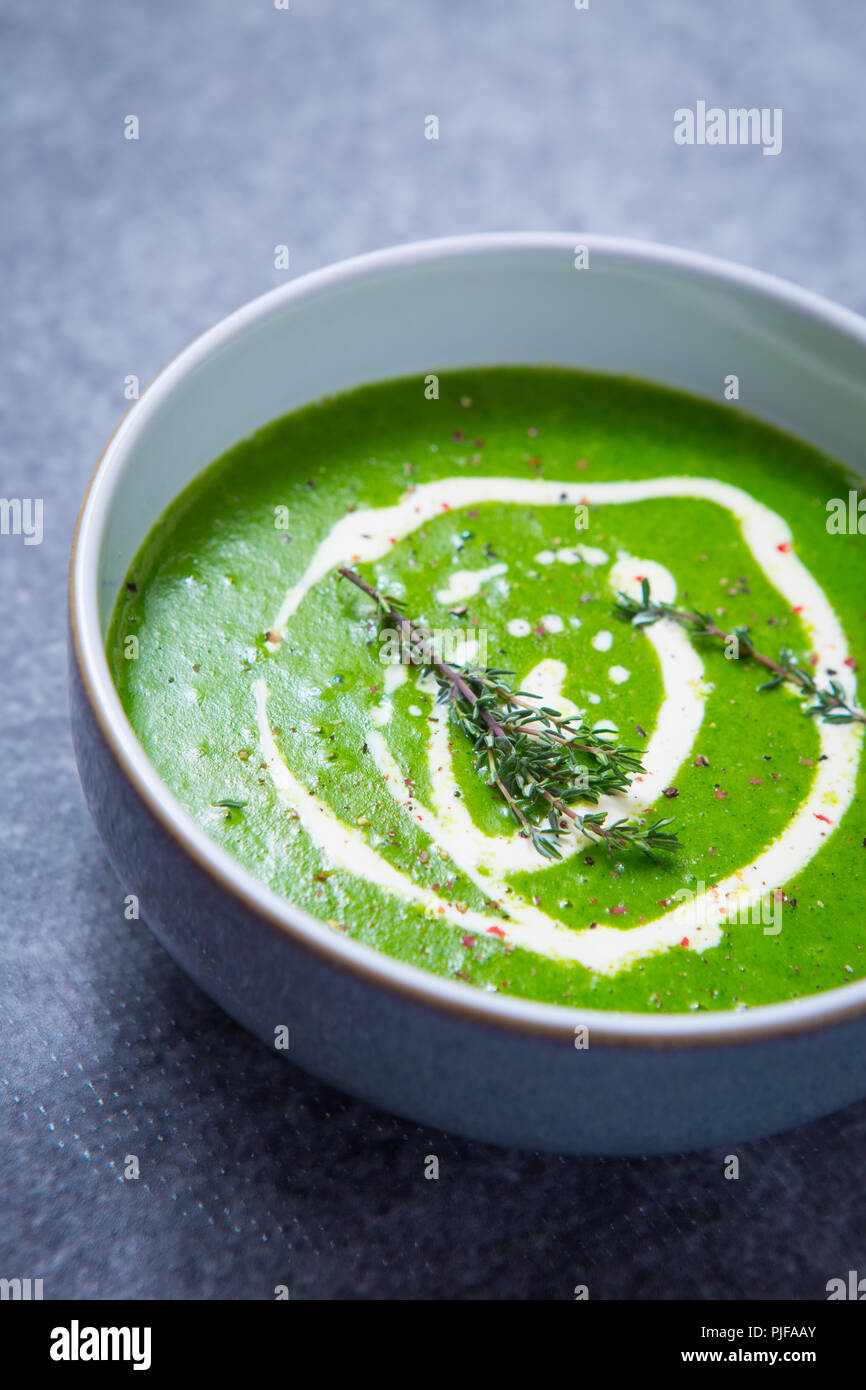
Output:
435 563 507 606
259 476 862 974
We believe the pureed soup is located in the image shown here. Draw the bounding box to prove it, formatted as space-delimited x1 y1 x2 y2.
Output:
108 369 866 1014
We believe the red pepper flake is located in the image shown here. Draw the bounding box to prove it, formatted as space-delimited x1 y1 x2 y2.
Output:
793 605 804 614
388 537 397 545
609 905 627 916
845 656 858 670
748 777 763 785
576 459 588 469
486 924 506 939
441 501 451 511
461 934 476 948
466 508 479 518
809 652 820 666
814 813 832 824
777 542 790 553
680 937 690 948
714 789 727 800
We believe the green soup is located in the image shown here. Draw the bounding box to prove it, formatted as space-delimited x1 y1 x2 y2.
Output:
108 369 866 1013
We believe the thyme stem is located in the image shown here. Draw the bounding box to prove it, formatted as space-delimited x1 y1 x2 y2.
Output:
338 565 678 861
614 578 865 727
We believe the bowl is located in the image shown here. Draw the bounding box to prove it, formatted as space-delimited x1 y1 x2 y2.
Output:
69 232 866 1154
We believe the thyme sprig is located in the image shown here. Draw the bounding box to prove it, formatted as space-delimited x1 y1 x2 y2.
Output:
615 579 865 726
338 566 678 861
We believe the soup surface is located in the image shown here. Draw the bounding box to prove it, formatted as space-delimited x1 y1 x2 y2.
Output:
108 369 866 1012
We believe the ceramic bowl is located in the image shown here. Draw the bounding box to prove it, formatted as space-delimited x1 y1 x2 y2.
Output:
69 233 866 1154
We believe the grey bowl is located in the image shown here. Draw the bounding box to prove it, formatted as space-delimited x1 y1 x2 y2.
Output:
69 232 866 1154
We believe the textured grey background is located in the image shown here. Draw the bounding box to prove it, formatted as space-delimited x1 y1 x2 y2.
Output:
2 0 865 1300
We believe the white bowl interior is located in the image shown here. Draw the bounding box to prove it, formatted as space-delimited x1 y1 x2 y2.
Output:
91 235 866 635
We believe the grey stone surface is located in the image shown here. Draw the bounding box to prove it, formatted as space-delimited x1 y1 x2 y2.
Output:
1 0 865 1299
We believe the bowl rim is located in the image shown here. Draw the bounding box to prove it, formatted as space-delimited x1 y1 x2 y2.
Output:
70 229 866 1050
